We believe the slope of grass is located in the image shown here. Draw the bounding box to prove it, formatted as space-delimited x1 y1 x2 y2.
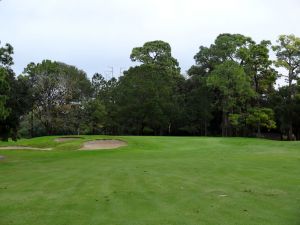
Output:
0 136 299 225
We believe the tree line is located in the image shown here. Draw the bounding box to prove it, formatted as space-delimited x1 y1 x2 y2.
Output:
0 33 300 141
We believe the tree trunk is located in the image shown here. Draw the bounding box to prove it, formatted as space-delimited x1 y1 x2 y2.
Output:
222 110 228 137
168 123 171 135
30 110 34 138
287 69 294 141
288 124 294 141
257 125 261 137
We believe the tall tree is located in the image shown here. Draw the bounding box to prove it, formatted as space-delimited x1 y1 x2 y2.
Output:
0 42 30 140
190 34 277 137
273 34 300 140
130 40 180 74
183 76 213 135
207 61 254 136
116 40 183 135
92 73 119 134
116 65 174 135
245 107 276 136
0 42 13 122
244 40 277 99
23 60 91 135
0 68 10 119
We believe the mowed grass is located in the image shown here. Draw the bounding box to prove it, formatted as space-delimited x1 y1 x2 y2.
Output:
0 136 300 225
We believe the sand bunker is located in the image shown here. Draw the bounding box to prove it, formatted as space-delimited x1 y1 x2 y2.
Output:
0 146 52 150
55 137 83 142
80 140 127 150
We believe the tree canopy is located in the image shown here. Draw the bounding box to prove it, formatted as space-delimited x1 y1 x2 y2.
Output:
1 34 300 140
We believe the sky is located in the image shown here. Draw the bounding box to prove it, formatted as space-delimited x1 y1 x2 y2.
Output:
0 0 300 79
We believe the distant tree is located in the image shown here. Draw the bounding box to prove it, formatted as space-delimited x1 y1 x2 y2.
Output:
190 34 277 137
84 99 106 134
246 107 276 136
190 34 255 136
207 61 254 136
116 40 183 135
243 40 277 135
91 74 119 134
0 42 31 140
0 42 13 121
244 40 277 99
130 40 180 74
6 33 299 140
23 60 91 135
182 75 213 135
116 65 174 135
271 85 298 140
0 42 14 66
92 73 106 97
273 35 300 86
295 81 300 139
273 34 300 140
0 68 10 119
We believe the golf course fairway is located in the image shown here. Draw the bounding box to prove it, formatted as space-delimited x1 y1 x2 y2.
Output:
0 136 299 225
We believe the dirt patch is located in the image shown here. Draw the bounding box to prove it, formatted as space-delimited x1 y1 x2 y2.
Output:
0 155 5 160
0 146 52 150
80 140 127 150
54 137 83 142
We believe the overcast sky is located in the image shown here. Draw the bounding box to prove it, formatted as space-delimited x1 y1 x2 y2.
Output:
1 0 300 78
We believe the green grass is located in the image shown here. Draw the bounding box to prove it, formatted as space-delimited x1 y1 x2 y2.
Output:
0 136 299 225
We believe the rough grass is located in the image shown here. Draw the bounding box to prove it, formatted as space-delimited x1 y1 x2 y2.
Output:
0 136 299 225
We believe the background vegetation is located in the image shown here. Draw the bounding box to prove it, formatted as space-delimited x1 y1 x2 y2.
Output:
1 34 300 140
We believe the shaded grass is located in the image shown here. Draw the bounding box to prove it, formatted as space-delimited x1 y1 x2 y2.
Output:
0 136 300 225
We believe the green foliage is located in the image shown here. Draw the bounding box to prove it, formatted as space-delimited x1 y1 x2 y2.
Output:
272 34 300 82
112 40 183 135
22 60 92 135
246 107 276 135
244 40 277 97
228 113 241 127
92 73 106 97
208 61 253 110
0 67 10 119
116 65 177 134
84 99 106 134
0 41 31 141
1 34 300 139
193 34 254 69
271 85 298 138
0 42 14 66
190 33 281 137
130 40 180 74
207 61 254 136
183 76 213 135
92 74 119 134
272 34 300 139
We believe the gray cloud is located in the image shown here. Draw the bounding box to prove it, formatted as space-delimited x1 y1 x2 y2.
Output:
1 0 300 77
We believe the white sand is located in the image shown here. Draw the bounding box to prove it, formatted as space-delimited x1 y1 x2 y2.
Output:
80 140 127 150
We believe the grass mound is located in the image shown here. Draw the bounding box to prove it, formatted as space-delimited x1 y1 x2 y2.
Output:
54 137 84 142
0 146 52 150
